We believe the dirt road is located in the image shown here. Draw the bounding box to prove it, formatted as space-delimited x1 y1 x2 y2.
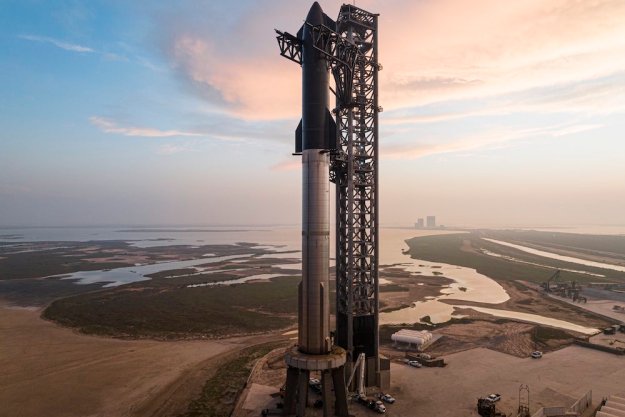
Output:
0 304 270 417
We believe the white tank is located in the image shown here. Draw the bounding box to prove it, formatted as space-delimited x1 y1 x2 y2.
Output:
391 329 433 346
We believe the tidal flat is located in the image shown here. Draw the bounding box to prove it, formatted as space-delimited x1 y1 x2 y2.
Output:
1 227 624 417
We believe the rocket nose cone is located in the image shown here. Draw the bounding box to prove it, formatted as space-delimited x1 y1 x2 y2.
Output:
306 1 324 25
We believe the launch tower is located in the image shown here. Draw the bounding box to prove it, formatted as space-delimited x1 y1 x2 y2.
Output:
330 4 384 389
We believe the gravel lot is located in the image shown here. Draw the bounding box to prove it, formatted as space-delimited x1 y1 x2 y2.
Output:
384 346 624 417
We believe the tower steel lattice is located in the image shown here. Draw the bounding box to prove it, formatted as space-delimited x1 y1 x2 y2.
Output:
330 4 383 387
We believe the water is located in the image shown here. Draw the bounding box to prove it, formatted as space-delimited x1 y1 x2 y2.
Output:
376 230 599 333
53 254 252 287
379 258 510 324
454 306 599 335
0 226 301 249
1 245 72 255
484 238 625 273
515 225 625 236
2 226 603 333
480 248 605 277
382 300 460 325
377 229 509 324
187 273 291 287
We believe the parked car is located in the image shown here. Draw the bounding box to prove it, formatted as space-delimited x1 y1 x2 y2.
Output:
309 378 320 386
407 360 422 368
378 393 395 404
531 351 543 359
486 394 501 402
374 400 387 414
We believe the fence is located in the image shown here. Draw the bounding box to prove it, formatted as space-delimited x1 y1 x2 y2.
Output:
568 390 592 415
574 339 625 355
531 390 593 417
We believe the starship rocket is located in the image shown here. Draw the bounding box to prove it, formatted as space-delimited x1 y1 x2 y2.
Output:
296 1 337 356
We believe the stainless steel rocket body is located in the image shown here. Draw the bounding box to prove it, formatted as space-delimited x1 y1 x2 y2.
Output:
300 150 331 355
297 2 332 356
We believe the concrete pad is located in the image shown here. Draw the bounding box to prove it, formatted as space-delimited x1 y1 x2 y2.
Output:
607 402 625 411
602 407 625 416
597 412 620 417
386 346 625 417
611 396 625 405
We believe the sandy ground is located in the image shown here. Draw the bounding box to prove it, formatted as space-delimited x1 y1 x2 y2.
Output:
0 304 261 417
422 320 537 357
240 345 625 417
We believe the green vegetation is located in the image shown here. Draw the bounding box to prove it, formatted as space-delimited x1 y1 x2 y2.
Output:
406 233 625 284
145 268 198 278
179 342 285 417
379 284 409 292
484 229 625 259
43 275 298 339
221 264 251 270
380 303 412 313
532 326 573 345
0 249 132 280
0 240 268 281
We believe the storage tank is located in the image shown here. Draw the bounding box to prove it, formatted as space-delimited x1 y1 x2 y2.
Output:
391 329 433 350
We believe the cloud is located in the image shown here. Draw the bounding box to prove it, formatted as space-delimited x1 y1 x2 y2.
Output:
19 34 94 53
168 35 299 120
384 108 507 126
381 123 603 160
90 116 202 137
157 143 192 155
551 124 604 137
377 0 625 110
383 71 625 126
390 76 483 90
19 34 136 66
0 184 31 195
156 0 625 122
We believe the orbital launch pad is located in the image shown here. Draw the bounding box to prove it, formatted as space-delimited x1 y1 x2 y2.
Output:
276 2 385 416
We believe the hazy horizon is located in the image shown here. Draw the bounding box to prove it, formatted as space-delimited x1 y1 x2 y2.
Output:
2 222 625 233
2 0 624 227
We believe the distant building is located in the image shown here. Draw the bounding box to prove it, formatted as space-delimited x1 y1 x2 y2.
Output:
426 216 436 228
415 218 424 229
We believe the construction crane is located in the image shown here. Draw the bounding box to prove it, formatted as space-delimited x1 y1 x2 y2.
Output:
541 270 561 292
518 384 530 417
346 352 366 399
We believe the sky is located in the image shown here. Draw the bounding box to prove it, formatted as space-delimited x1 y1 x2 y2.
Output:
1 0 624 228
